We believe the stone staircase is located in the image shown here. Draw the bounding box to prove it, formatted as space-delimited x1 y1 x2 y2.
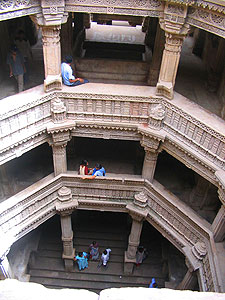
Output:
28 212 166 293
75 39 149 84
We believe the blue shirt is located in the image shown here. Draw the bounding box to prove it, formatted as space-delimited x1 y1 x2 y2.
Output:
7 51 24 76
93 167 106 177
61 62 75 86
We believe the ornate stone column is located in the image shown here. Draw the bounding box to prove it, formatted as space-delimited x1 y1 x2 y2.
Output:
142 150 158 182
212 204 225 242
140 106 165 182
177 269 198 290
56 187 77 271
189 174 210 209
124 192 148 274
124 214 143 274
148 23 165 86
156 32 185 99
47 97 75 176
31 1 68 92
42 25 62 92
156 3 189 99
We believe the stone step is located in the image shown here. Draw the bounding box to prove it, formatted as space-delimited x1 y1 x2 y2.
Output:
83 41 145 52
74 58 149 83
31 256 163 277
30 269 165 287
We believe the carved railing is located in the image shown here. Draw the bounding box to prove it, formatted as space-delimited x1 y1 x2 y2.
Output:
0 173 222 292
0 90 224 180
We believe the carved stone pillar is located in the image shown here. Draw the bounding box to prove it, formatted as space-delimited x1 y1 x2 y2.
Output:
60 13 73 61
156 3 189 99
57 187 75 271
47 97 74 176
156 32 184 99
42 25 62 92
51 143 68 176
212 205 225 242
189 174 210 209
142 150 158 182
148 23 165 86
177 269 198 290
124 213 143 274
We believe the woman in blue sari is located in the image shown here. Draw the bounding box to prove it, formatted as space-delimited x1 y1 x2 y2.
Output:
74 252 88 271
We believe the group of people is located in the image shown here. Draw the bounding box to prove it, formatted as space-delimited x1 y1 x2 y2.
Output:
78 160 106 179
74 241 111 271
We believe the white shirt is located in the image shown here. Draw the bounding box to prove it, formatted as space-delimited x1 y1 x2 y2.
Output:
101 248 111 265
61 62 75 86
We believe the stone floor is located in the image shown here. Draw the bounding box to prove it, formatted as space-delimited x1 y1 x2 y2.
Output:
0 24 222 118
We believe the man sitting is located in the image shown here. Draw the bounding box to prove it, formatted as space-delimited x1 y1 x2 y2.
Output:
61 55 88 86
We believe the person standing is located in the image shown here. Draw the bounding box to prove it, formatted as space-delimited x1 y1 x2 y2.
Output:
100 248 111 267
89 241 100 260
15 30 32 84
74 252 88 271
61 55 88 86
7 45 26 93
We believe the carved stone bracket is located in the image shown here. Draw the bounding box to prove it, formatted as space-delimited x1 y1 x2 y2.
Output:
126 204 148 221
140 134 161 153
31 0 68 26
160 2 190 36
183 245 202 272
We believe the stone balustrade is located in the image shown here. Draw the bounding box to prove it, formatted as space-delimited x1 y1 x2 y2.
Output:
0 172 222 292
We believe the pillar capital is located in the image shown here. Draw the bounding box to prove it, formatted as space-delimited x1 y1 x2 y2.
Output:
159 2 190 36
31 1 68 27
